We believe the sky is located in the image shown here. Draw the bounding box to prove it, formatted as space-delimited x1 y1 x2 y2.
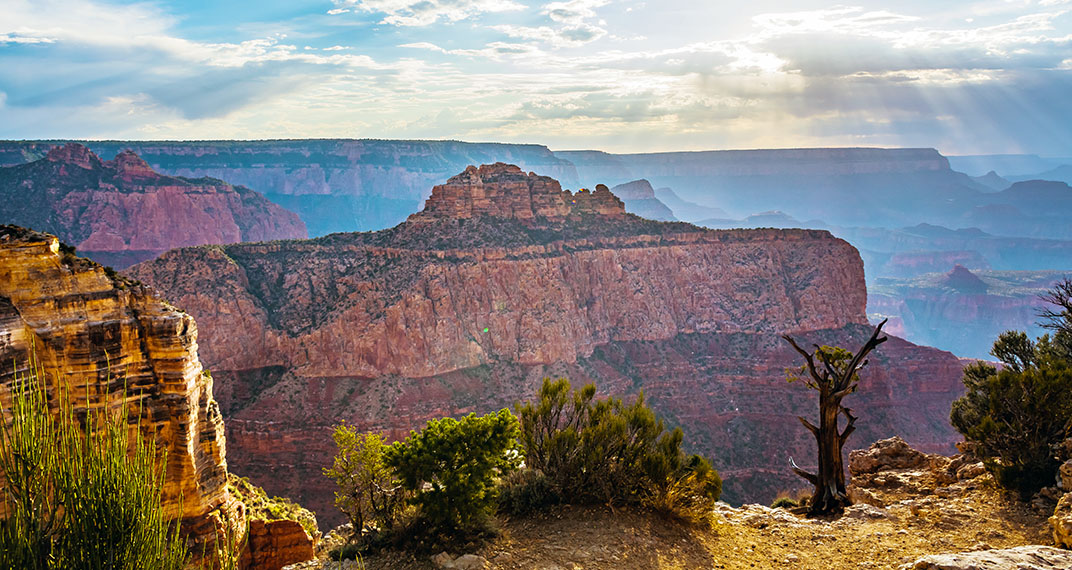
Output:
1 0 1070 154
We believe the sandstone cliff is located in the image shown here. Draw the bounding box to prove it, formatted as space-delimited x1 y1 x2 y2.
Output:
0 144 307 268
127 165 965 527
0 226 315 569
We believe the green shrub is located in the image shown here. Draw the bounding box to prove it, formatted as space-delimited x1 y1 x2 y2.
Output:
0 360 188 570
951 331 1072 496
496 469 560 516
771 497 798 509
227 474 319 540
384 409 520 535
514 378 720 521
322 425 406 540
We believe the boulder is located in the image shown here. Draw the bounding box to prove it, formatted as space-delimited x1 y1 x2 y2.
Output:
899 545 1072 569
850 436 934 476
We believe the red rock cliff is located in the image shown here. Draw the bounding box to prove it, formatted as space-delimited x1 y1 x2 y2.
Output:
0 227 315 570
127 165 964 526
0 144 307 268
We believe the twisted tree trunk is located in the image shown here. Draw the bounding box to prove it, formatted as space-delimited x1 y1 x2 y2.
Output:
784 320 887 516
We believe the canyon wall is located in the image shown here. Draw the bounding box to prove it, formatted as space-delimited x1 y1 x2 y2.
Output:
129 165 965 527
559 148 986 228
0 140 581 236
0 144 307 268
0 226 314 570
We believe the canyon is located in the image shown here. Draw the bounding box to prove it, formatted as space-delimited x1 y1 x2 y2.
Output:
868 266 1068 359
0 140 579 237
0 144 307 268
0 226 314 570
127 164 966 527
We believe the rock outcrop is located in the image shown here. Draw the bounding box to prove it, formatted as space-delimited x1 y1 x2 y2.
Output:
409 163 623 222
0 144 307 268
128 165 965 526
0 226 314 569
610 179 676 221
900 546 1072 570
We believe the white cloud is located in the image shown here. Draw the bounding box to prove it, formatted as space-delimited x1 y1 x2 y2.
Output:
402 40 541 59
0 33 56 44
487 0 609 47
332 0 524 26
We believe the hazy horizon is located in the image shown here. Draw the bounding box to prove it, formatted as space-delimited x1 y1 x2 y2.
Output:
2 0 1071 155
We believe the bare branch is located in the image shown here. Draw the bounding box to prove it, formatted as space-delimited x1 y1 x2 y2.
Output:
840 319 888 385
783 334 823 386
797 416 819 437
838 407 857 447
790 457 819 486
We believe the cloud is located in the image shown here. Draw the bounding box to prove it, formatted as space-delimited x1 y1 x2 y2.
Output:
752 6 1072 78
402 41 541 59
488 0 609 47
331 0 524 26
0 33 56 44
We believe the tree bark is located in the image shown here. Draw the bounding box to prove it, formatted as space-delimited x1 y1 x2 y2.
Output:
783 320 887 516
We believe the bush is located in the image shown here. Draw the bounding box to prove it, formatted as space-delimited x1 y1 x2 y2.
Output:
951 331 1072 496
322 426 405 540
771 497 798 509
496 469 560 516
384 409 520 535
227 474 319 540
514 378 721 521
0 360 188 570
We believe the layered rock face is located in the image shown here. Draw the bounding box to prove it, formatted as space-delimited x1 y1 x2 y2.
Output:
0 144 307 268
0 140 580 236
0 226 315 570
0 226 237 554
128 165 965 526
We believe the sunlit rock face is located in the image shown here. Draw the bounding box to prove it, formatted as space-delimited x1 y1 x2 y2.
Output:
0 227 319 569
129 165 964 527
0 225 240 559
0 143 307 268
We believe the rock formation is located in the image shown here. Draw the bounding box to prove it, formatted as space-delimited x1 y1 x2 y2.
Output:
559 147 988 228
0 144 307 268
0 140 581 236
127 165 966 527
409 163 624 222
0 226 314 570
900 546 1072 570
609 179 676 221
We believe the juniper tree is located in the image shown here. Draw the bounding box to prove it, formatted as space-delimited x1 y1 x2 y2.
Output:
783 320 887 516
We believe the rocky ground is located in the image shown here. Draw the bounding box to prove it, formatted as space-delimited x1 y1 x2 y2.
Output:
288 438 1071 569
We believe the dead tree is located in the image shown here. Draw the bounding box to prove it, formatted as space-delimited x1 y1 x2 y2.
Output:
783 319 887 516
